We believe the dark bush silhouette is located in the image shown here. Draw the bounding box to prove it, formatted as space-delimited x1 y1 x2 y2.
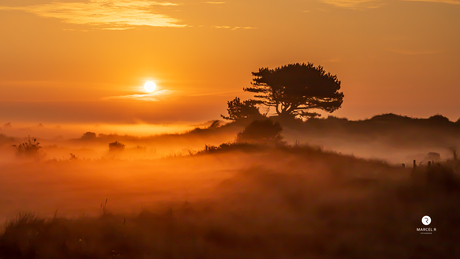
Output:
81 132 97 140
426 165 460 192
244 63 344 119
428 114 450 124
236 119 284 144
12 136 41 158
109 141 125 152
221 97 264 121
370 113 413 122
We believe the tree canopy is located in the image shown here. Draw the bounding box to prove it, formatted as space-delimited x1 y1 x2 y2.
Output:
221 97 264 121
244 63 344 119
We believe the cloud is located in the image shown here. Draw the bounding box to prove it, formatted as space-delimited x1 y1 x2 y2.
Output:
321 0 460 9
206 1 226 4
0 0 185 29
188 90 242 97
387 49 442 55
404 0 460 4
103 89 173 101
213 26 257 30
320 0 384 9
323 58 341 63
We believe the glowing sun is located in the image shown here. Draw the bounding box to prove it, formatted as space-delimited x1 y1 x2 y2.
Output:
144 81 156 92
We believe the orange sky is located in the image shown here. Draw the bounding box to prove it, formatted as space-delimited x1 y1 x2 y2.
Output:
1 0 459 125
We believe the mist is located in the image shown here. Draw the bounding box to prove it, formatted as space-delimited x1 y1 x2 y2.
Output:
1 116 459 257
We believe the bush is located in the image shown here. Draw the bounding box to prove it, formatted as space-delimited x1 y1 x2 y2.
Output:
236 119 284 145
109 141 125 152
428 114 450 124
426 165 460 192
81 132 97 140
13 136 42 158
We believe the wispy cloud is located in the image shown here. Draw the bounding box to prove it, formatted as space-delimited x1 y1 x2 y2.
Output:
323 58 341 63
320 0 384 9
103 89 173 101
0 0 185 30
387 49 442 55
404 0 460 4
188 90 242 97
321 0 460 9
213 26 256 30
206 1 226 4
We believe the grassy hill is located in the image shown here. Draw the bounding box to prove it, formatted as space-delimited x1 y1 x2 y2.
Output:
1 144 459 258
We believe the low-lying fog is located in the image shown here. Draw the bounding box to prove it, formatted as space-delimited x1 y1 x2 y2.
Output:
1 118 459 258
1 118 459 224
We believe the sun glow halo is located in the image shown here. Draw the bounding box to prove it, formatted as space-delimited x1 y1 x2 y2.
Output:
144 81 156 92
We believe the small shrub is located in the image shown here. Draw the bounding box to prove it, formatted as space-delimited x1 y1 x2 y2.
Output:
13 136 42 158
81 132 97 140
109 141 125 152
236 119 284 145
428 114 450 124
426 165 460 192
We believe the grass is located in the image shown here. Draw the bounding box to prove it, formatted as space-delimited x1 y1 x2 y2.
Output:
1 144 460 258
1 185 459 258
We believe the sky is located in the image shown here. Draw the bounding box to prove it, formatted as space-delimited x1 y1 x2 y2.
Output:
1 0 459 126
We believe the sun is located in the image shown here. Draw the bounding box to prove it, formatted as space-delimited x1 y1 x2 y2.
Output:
144 81 156 93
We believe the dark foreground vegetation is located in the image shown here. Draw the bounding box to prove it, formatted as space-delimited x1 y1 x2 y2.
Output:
1 143 460 259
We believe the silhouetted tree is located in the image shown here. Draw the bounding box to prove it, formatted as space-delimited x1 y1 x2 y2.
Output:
221 97 264 121
236 119 284 144
244 63 344 119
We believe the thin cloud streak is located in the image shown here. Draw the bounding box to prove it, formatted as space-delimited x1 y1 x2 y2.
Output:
320 0 384 9
188 90 243 97
0 0 185 29
322 0 460 9
404 0 460 4
103 89 173 101
387 49 443 55
213 26 257 30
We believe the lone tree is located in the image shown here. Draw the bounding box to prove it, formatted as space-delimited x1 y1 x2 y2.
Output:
244 63 344 119
221 97 264 121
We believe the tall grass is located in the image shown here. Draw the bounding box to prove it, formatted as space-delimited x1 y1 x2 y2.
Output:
1 145 459 258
